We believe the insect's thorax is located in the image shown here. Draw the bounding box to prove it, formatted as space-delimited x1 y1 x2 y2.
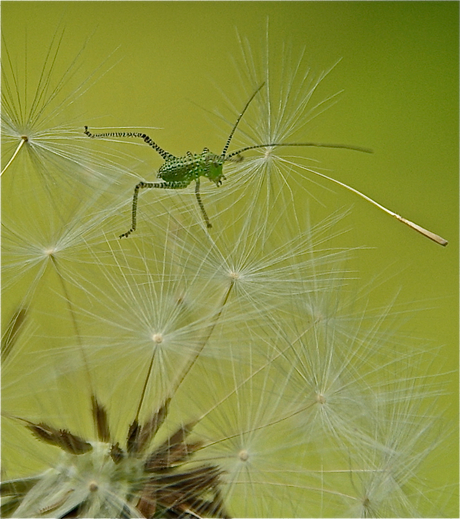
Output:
158 149 225 185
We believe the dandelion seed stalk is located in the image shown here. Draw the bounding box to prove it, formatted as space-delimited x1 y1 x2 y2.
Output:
172 280 235 394
1 307 28 362
1 136 27 176
49 255 102 438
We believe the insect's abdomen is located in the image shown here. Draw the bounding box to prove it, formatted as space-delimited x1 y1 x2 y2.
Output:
158 154 204 184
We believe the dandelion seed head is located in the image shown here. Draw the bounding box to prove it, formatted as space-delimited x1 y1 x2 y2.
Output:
43 246 59 258
313 311 326 324
88 481 99 492
9 439 146 518
152 332 164 344
227 269 242 281
315 393 327 405
238 449 250 462
2 27 124 189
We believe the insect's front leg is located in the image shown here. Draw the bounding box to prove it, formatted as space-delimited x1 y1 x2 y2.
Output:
195 177 212 229
120 180 189 238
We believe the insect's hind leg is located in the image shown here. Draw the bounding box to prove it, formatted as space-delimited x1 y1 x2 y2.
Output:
120 180 189 238
120 181 146 239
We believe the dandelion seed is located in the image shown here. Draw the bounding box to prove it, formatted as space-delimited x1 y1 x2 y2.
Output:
205 22 448 246
342 388 450 518
2 180 126 305
185 338 313 518
1 26 122 189
63 230 241 416
166 202 353 320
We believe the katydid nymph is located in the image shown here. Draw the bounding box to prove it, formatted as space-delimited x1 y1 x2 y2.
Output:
84 84 447 246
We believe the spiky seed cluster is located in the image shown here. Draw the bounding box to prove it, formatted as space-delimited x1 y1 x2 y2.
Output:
2 399 228 519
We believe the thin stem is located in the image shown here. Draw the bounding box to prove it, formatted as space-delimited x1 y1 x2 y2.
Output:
173 280 235 394
303 165 448 246
50 256 98 436
134 350 156 423
1 136 28 176
228 142 447 246
1 307 28 363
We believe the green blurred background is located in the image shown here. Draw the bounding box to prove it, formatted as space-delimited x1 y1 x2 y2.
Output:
2 0 458 513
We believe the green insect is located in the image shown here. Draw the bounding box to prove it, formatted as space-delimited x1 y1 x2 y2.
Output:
84 83 447 246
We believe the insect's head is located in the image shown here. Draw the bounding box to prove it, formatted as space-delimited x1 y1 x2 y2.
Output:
205 153 226 186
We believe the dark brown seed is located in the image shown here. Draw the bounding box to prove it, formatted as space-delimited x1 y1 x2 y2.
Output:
92 396 111 442
28 423 92 454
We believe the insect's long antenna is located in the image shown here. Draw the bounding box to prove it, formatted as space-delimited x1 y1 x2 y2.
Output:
227 141 373 158
227 143 447 246
220 82 265 159
195 177 212 228
84 126 174 160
